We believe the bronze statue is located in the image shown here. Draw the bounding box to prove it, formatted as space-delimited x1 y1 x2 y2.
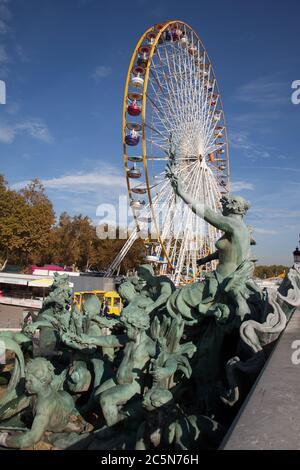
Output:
0 358 89 449
1 164 299 450
165 163 260 324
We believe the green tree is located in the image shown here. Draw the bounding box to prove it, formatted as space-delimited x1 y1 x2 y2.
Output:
0 176 55 268
0 175 146 273
19 179 55 265
51 213 98 271
254 264 288 279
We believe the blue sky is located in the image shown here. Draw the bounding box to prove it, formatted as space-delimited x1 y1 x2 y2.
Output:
0 0 299 265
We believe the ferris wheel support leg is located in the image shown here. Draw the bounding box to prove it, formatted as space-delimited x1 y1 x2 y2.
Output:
104 228 139 277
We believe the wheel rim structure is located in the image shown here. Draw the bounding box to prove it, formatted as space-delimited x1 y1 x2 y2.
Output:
123 20 230 286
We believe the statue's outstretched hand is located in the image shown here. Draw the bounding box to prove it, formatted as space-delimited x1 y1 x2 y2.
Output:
61 331 84 348
60 331 73 346
61 331 95 350
23 323 36 336
150 365 169 382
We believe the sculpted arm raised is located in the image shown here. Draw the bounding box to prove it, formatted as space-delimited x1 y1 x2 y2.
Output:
166 163 234 233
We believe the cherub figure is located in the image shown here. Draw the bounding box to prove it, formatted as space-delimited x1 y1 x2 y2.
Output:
21 273 73 355
61 308 157 427
118 280 155 317
135 388 174 449
135 388 225 450
136 264 176 316
0 358 88 449
81 295 119 337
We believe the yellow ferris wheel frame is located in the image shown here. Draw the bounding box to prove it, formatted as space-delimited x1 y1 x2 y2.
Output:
123 20 230 273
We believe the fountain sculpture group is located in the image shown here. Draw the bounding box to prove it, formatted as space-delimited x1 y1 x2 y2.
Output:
0 165 299 450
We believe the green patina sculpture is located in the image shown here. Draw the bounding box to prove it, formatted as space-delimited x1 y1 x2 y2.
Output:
23 278 111 355
166 163 251 275
135 264 176 316
278 264 300 314
60 290 196 428
1 164 300 450
0 357 88 449
118 280 155 317
61 307 156 427
23 272 73 355
0 337 26 410
165 163 259 325
63 296 117 413
135 388 225 450
149 315 196 390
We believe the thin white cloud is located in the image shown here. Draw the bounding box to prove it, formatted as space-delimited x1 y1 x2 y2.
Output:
229 130 252 151
0 0 11 75
0 0 11 36
0 1 12 17
231 110 281 129
42 171 125 192
252 208 300 219
248 165 300 173
233 75 288 106
0 45 9 64
91 65 112 81
15 44 28 62
277 155 287 160
0 1 28 75
0 118 53 144
231 180 254 192
229 130 272 159
13 166 129 218
0 125 14 143
254 228 280 235
14 167 127 194
0 19 9 34
15 119 53 143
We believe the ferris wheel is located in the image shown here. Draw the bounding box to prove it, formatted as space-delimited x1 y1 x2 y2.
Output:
106 20 230 286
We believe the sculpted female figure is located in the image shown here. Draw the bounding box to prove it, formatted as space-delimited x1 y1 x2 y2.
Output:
165 164 254 323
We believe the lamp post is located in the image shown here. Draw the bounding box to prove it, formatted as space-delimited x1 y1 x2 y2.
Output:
293 233 300 267
293 247 300 264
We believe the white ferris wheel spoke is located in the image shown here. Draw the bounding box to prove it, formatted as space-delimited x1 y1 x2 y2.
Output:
109 21 230 284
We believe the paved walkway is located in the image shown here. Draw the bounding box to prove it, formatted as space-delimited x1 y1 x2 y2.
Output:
0 304 24 329
222 309 300 450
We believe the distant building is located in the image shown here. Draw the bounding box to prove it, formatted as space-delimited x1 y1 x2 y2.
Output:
0 270 115 330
